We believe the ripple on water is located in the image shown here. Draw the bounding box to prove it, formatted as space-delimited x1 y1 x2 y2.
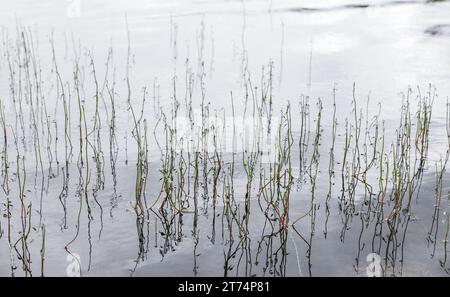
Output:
425 24 450 36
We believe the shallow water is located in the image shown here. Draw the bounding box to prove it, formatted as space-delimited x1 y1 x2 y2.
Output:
0 0 450 276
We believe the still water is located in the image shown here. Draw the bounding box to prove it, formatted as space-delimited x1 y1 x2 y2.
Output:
0 0 450 276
